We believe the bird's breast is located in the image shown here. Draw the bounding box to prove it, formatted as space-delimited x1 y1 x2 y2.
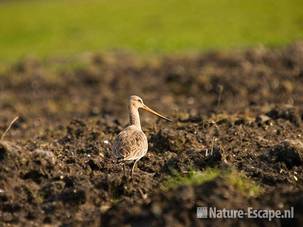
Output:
112 126 148 160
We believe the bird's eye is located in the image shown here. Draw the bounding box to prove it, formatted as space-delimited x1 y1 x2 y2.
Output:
138 99 143 103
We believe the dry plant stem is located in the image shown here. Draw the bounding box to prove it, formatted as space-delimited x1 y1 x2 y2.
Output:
1 116 19 141
211 137 215 155
216 85 224 110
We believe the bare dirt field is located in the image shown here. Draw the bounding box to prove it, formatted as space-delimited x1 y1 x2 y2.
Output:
1 43 303 226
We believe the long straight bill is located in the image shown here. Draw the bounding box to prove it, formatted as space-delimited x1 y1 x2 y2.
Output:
143 105 172 122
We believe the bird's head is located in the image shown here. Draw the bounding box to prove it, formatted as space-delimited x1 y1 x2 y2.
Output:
129 95 171 121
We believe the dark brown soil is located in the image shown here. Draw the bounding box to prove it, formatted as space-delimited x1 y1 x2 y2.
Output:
1 43 303 226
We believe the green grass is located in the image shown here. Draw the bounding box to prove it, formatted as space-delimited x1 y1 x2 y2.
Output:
161 168 221 190
161 168 263 197
0 0 303 62
225 170 263 197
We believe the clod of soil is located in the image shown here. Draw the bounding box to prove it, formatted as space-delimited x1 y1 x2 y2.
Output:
262 140 303 169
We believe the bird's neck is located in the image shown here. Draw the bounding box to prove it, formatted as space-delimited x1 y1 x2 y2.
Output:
129 105 141 129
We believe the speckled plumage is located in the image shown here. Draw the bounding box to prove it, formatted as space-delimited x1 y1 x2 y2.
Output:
113 125 148 161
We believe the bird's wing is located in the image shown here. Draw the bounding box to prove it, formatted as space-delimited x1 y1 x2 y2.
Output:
112 127 147 161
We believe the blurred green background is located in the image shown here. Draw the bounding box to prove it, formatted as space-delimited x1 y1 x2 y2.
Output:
0 0 303 62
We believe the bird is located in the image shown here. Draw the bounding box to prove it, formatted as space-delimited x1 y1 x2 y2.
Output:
112 95 171 177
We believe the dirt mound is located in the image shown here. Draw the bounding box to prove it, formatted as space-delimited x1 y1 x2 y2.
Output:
262 140 303 168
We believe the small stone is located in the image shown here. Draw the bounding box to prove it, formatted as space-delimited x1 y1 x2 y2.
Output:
100 204 111 213
256 115 271 123
3 212 13 222
151 203 162 216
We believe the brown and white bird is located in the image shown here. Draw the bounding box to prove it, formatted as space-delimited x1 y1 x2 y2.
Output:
112 95 171 177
